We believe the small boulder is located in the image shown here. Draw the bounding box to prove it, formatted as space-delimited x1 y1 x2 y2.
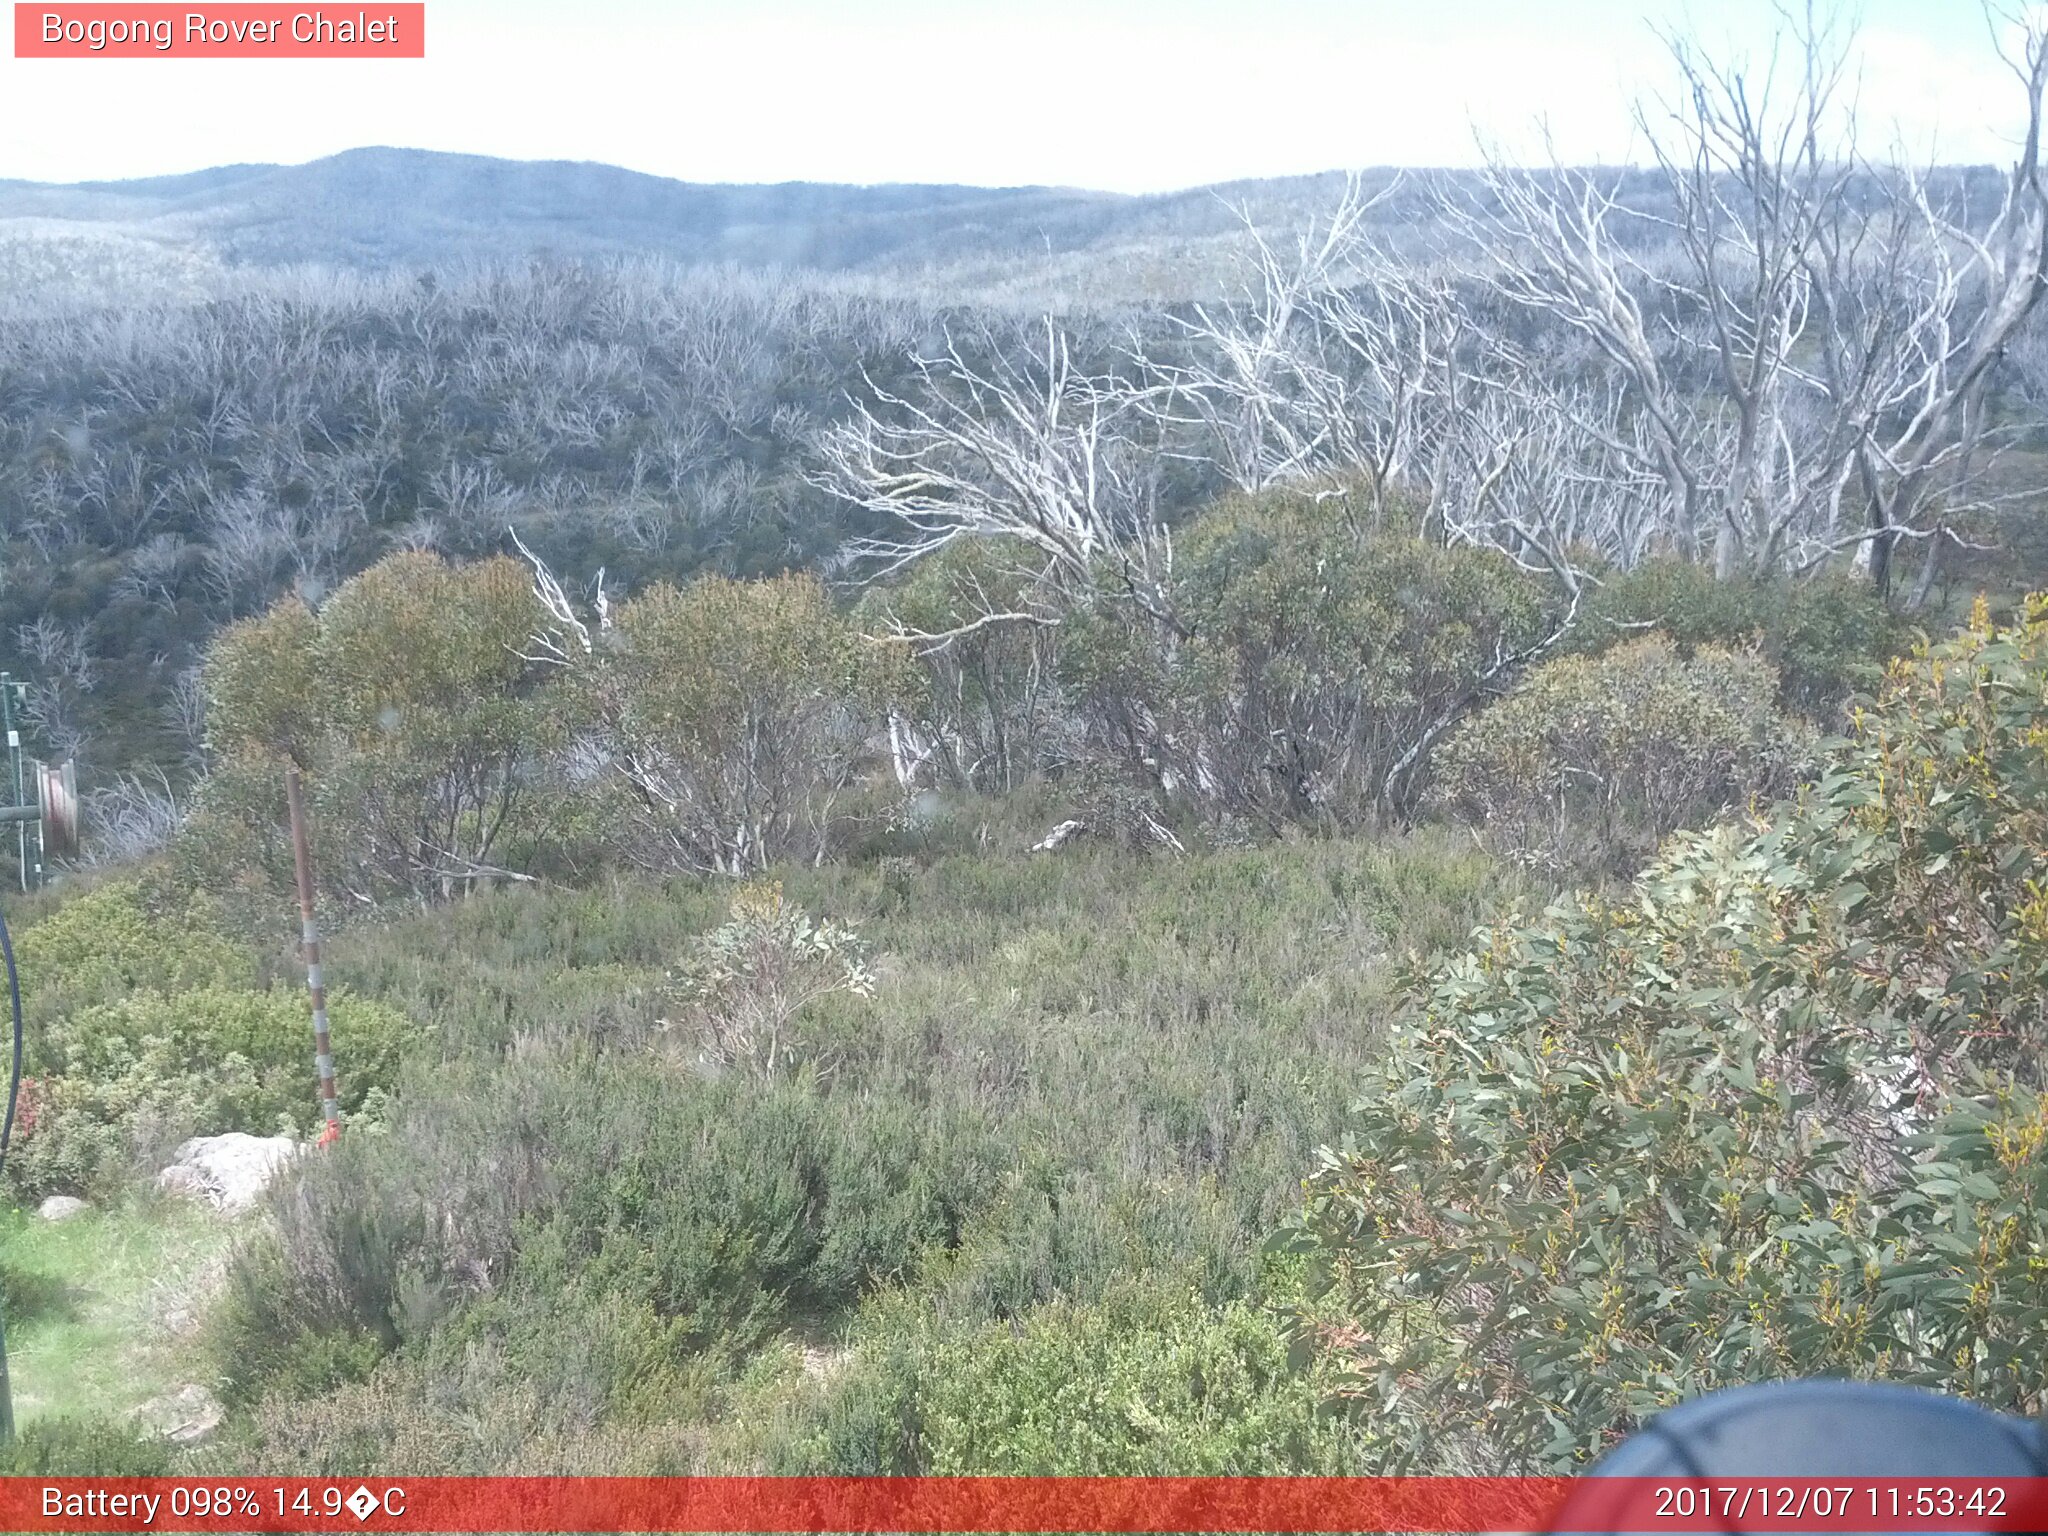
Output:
134 1384 223 1445
155 1132 300 1214
36 1194 87 1222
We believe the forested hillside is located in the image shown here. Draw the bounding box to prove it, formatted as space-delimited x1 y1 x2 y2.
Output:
0 263 954 772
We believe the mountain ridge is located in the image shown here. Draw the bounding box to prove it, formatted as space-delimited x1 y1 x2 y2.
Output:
0 146 1192 273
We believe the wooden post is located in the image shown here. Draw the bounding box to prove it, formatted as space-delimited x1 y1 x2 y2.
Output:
285 767 341 1144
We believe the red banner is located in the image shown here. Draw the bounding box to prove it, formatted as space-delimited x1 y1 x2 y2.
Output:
14 1476 2048 1532
13 5 424 58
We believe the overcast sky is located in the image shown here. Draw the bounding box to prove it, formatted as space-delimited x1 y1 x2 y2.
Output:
0 0 2029 191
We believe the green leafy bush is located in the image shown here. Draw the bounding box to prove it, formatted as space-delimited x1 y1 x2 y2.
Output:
1294 594 2048 1472
1062 486 1552 831
755 1273 1369 1474
6 879 420 1201
662 882 874 1077
13 983 418 1202
183 551 566 905
1431 635 1814 877
1573 559 1902 720
860 540 1069 793
576 572 913 875
14 876 249 1023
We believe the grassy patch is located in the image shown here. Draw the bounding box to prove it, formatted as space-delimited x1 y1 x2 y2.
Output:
209 826 1522 1472
0 1198 233 1426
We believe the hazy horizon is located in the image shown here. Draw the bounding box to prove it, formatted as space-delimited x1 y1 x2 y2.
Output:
0 146 1381 198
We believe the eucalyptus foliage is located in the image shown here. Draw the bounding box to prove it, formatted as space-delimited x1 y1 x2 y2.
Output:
662 881 875 1077
189 551 562 903
1296 596 2048 1470
1432 635 1814 877
1061 486 1552 830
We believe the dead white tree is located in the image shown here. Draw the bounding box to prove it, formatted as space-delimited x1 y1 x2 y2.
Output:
76 768 181 867
509 525 610 666
813 318 1174 633
112 532 191 610
1432 362 1664 590
1139 178 1389 494
1126 176 1643 592
1135 173 1466 522
1445 2 2048 592
813 320 1195 841
12 615 96 762
1305 255 1468 523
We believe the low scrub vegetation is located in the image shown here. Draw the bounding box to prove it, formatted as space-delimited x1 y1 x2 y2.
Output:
196 830 1508 1473
184 588 2048 1474
9 467 1933 1475
8 879 417 1203
1569 560 1906 721
2 372 1984 1497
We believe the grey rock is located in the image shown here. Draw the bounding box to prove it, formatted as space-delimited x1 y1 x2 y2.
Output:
155 1132 299 1213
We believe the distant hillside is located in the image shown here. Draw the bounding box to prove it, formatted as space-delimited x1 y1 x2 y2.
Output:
0 148 2007 308
0 147 1222 272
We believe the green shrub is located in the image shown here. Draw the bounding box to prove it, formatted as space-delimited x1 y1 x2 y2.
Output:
212 830 1516 1470
753 1272 1369 1474
211 1184 419 1408
1431 635 1814 878
578 572 914 875
184 551 567 905
14 876 250 1026
223 1352 715 1476
11 982 418 1202
662 881 874 1077
6 877 418 1201
1062 486 1552 831
861 540 1069 793
920 1278 1364 1474
0 1416 177 1475
1294 594 2048 1472
212 1048 985 1409
1573 559 1902 719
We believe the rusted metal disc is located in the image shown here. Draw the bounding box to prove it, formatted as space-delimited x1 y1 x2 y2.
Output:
36 759 77 857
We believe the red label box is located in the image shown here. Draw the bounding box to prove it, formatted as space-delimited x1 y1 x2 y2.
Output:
14 3 424 56
13 1476 2048 1533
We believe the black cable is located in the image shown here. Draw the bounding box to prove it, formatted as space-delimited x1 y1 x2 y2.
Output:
0 899 20 1164
0 897 21 1442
